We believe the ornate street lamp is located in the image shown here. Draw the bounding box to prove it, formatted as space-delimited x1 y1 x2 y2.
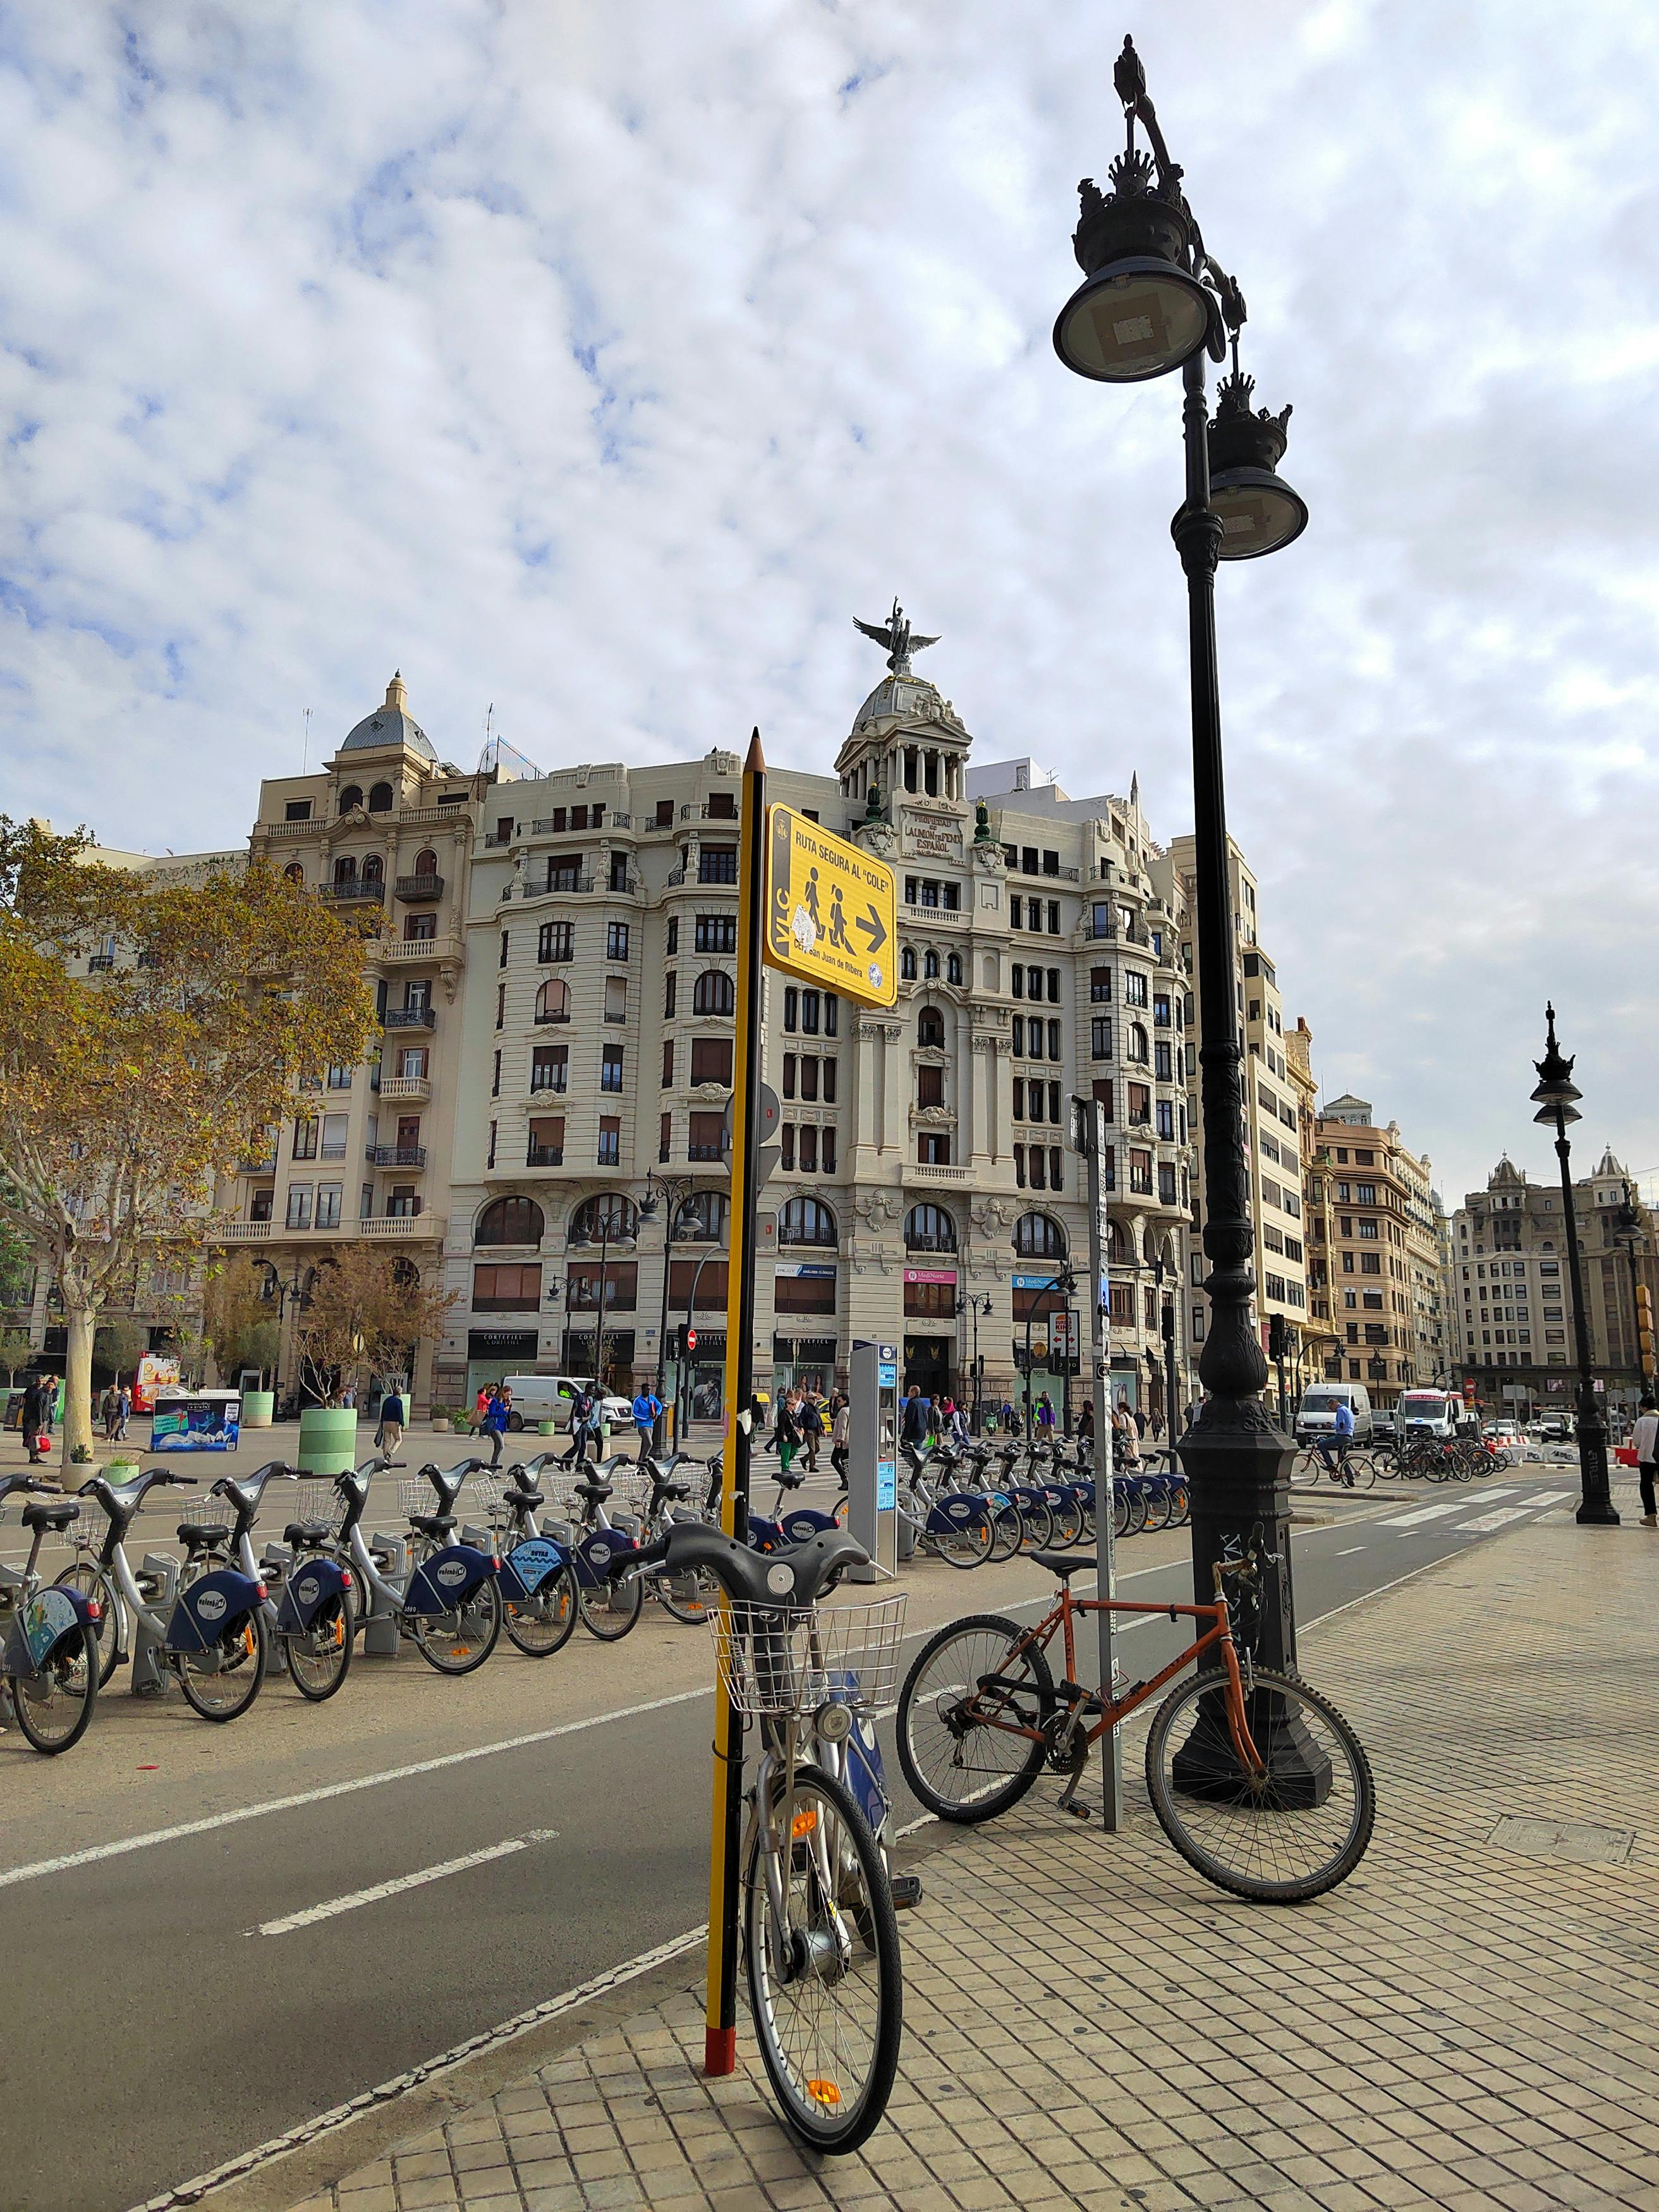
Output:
639 1170 706 1447
1530 1004 1618 1525
955 1289 994 1433
1023 1268 1076 1445
1053 35 1309 1676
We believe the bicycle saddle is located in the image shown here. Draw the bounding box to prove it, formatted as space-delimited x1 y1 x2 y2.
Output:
409 1513 456 1541
22 1498 78 1533
573 1479 613 1505
284 1521 336 1548
504 1486 544 1510
1032 1550 1097 1580
651 1478 691 1503
177 1521 231 1550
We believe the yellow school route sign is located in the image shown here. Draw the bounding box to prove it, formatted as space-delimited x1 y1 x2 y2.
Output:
764 803 897 1009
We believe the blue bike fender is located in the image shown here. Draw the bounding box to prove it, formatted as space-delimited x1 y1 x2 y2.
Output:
165 1568 264 1655
404 1543 498 1616
779 1507 840 1546
4 1584 97 1680
274 1555 353 1635
498 1535 570 1602
746 1514 785 1553
827 1670 890 1840
926 1495 990 1536
571 1527 635 1592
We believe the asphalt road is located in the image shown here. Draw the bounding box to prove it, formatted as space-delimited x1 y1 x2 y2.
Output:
0 1462 1581 2212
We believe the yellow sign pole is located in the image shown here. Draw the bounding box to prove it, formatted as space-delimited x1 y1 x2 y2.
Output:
703 728 766 2077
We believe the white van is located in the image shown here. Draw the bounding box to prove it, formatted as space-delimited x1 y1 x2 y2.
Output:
498 1375 633 1434
1296 1383 1373 1441
1396 1389 1460 1439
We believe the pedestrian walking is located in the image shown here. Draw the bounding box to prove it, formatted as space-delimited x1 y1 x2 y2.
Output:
562 1383 599 1468
798 1388 825 1473
829 1393 850 1488
116 1384 131 1441
1634 1394 1659 1528
99 1385 118 1442
900 1385 928 1450
773 1389 802 1477
479 1383 509 1468
631 1385 662 1460
1078 1401 1095 1447
1036 1391 1056 1435
473 1382 493 1438
20 1372 51 1465
1000 1399 1016 1434
376 1384 405 1457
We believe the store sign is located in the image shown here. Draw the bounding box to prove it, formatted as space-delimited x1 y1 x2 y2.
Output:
1012 1272 1061 1291
776 1263 836 1279
903 1268 957 1286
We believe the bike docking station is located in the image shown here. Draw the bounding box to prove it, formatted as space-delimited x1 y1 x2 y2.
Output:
847 1340 906 1579
702 734 898 2082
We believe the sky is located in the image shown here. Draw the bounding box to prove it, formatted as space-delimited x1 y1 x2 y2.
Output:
3 1 1657 1210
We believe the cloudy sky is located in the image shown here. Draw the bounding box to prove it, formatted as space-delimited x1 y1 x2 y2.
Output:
2 1 1656 1206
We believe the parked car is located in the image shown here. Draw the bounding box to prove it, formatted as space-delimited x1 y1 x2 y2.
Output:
496 1375 633 1434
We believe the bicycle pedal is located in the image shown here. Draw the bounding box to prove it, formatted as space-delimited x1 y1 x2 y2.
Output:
889 1873 923 1911
1063 1799 1095 1821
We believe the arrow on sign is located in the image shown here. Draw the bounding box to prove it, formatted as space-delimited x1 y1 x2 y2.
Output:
855 907 887 952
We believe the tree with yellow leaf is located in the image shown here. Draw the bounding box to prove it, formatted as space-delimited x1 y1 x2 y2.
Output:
294 1244 458 1405
0 818 377 1464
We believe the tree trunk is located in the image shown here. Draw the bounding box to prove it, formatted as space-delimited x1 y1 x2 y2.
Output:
61 1300 98 1469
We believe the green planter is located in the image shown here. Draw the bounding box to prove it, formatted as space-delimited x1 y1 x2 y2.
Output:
298 1405 359 1476
538 1419 557 1436
241 1390 275 1430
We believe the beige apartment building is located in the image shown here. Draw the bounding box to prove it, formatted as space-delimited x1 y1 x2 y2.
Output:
1310 1095 1443 1405
1447 1152 1658 1419
1285 1016 1340 1395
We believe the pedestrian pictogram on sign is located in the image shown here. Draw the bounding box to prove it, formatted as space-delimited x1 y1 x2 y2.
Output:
686 1328 698 1353
763 804 897 1009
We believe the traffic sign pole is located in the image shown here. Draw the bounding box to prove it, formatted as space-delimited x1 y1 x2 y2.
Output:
704 729 766 2079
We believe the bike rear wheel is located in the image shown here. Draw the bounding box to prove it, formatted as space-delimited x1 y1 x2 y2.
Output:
285 1596 353 1701
985 1498 1023 1565
930 1514 993 1569
53 1563 123 1688
1143 1668 1375 1903
413 1577 502 1674
506 1565 579 1655
897 1614 1054 1823
1016 1495 1054 1551
577 1572 643 1641
654 1565 719 1626
9 1624 98 1753
744 1762 902 2155
1049 1490 1085 1547
178 1609 268 1722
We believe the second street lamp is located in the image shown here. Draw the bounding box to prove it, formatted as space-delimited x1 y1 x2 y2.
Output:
1529 1003 1619 1526
1054 36 1308 1676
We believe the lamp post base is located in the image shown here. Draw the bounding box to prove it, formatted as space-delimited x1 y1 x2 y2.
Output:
1573 1392 1619 1527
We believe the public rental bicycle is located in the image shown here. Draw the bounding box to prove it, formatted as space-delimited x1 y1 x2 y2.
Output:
897 1544 1375 1904
612 1523 905 2155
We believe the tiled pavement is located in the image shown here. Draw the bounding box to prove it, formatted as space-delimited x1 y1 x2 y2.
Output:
271 1505 1659 2212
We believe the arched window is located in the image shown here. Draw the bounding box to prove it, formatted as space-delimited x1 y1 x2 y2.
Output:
779 1196 837 1247
570 1193 638 1244
361 853 384 885
917 1006 945 1050
283 861 305 885
693 969 735 1016
414 848 438 877
674 1191 730 1242
332 854 359 884
1109 1218 1130 1265
923 949 939 980
946 952 963 986
1127 1022 1149 1063
1014 1211 1067 1261
367 781 394 813
900 947 917 981
339 785 363 813
475 1196 545 1247
535 978 571 1023
905 1203 957 1254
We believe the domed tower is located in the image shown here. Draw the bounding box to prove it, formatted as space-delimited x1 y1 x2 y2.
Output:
834 600 971 825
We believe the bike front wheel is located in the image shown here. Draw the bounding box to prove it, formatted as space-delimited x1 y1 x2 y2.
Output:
985 1498 1023 1565
9 1624 99 1753
930 1514 993 1570
577 1572 643 1641
653 1566 719 1626
178 1610 268 1722
897 1613 1054 1824
506 1565 579 1655
744 1762 902 2156
1143 1668 1376 1904
284 1596 354 1701
53 1563 123 1688
413 1577 502 1675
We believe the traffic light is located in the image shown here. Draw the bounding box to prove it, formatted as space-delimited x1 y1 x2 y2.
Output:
669 1323 687 1361
1268 1313 1287 1362
1637 1283 1655 1380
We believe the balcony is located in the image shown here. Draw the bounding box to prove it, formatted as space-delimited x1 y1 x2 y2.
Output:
382 1007 435 1031
904 1161 972 1186
377 1074 430 1105
688 1144 725 1162
240 1155 277 1175
371 933 461 964
366 1144 427 1169
483 829 514 848
394 873 444 901
319 1143 348 1162
526 1145 565 1167
214 1214 445 1243
88 954 115 972
321 880 386 905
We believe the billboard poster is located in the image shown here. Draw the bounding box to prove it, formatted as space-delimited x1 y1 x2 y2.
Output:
133 1354 181 1413
150 1392 240 1452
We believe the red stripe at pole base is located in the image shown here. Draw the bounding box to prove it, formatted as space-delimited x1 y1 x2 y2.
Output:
704 2024 738 2077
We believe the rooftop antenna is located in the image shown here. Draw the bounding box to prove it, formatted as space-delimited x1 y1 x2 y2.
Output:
301 705 312 775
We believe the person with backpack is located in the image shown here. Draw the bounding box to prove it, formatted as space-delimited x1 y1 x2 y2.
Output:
478 1383 510 1469
562 1383 599 1468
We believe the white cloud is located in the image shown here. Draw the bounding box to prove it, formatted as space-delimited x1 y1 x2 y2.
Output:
1 0 1658 1206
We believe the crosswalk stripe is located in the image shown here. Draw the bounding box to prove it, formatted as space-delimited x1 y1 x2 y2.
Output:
1380 1487 1516 1528
1455 1505 1538 1533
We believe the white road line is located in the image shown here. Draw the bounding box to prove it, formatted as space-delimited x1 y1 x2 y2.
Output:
0 1686 712 1894
1379 1488 1516 1528
1335 1547 1365 1556
253 1830 559 1937
1456 1505 1541 1534
1528 1490 1573 1507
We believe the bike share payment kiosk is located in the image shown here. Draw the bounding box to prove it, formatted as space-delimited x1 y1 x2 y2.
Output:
848 1339 909 1579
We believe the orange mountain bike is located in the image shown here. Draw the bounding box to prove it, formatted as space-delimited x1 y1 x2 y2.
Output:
897 1548 1375 1902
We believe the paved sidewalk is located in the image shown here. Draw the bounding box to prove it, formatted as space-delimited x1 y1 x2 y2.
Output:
261 1500 1657 2212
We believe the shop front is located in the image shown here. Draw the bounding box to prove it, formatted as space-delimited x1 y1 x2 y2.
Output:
902 1267 956 1403
466 1328 541 1409
772 1263 838 1399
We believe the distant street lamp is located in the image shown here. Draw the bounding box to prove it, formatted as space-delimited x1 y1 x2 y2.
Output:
1052 36 1309 1670
260 1260 317 1404
1529 1003 1618 1525
1023 1268 1077 1444
1613 1179 1648 1419
955 1289 994 1431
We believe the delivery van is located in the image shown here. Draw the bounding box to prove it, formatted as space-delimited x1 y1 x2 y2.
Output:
1296 1382 1373 1441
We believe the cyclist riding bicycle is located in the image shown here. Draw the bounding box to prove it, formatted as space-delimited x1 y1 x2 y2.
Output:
1317 1397 1355 1477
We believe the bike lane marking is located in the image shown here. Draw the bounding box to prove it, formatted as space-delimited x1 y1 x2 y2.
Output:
252 1830 560 1936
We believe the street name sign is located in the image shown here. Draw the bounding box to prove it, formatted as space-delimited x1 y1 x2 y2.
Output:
764 804 897 1009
